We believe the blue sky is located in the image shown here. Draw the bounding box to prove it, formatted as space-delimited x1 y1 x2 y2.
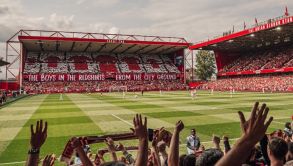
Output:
0 0 292 78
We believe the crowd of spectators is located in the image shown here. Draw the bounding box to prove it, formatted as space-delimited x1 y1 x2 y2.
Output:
220 48 293 73
24 102 293 166
23 52 180 74
201 74 293 92
22 80 187 94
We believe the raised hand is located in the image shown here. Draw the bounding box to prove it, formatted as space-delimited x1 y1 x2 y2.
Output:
116 142 126 152
213 135 221 145
238 102 273 144
70 137 94 166
157 127 172 146
133 114 148 166
26 120 48 166
133 114 148 140
168 120 185 166
105 137 116 153
152 132 159 148
175 120 184 132
30 120 48 149
222 135 231 154
216 102 273 166
97 150 106 157
222 136 229 142
212 135 221 150
42 154 55 166
70 137 88 150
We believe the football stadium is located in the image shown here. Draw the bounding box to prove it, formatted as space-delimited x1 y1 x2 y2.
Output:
0 2 292 166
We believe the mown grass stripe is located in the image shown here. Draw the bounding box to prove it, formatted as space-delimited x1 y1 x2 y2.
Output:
0 94 102 163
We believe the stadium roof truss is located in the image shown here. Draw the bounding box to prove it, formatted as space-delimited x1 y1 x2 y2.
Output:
5 29 192 83
190 15 293 52
189 15 293 77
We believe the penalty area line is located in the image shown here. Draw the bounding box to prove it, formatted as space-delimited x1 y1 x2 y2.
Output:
111 114 133 126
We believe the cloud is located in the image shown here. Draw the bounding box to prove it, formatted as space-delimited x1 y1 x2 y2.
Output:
116 0 292 42
0 0 292 79
76 0 87 5
76 0 119 7
0 6 9 15
86 23 117 33
49 13 75 30
108 27 120 34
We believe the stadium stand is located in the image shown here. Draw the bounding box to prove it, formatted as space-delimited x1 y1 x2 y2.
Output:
219 47 293 73
201 74 293 92
189 15 293 93
119 54 145 73
23 51 185 93
24 52 181 75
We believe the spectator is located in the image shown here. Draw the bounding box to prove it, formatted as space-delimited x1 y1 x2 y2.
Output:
196 149 223 166
201 74 293 92
186 129 201 155
182 154 196 166
284 122 293 137
158 141 168 166
220 47 293 73
268 137 288 166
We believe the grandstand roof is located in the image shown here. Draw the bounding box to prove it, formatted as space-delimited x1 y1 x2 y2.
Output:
190 16 293 52
14 30 190 54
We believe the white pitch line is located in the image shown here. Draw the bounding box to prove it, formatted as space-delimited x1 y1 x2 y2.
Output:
111 114 133 126
272 120 285 124
0 161 25 165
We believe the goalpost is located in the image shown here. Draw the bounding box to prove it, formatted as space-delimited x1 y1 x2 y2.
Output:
109 86 128 93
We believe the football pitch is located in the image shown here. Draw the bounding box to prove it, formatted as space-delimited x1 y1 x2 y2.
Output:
0 91 292 165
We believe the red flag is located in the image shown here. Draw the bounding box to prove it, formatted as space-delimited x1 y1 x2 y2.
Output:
285 6 289 16
244 21 246 29
255 18 258 25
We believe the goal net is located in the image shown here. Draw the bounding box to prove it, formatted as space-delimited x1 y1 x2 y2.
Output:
109 86 128 93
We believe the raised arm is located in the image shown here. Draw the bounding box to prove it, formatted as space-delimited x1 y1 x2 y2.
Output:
222 136 231 155
213 135 221 150
94 150 106 165
105 137 118 162
151 132 161 166
168 120 184 166
25 120 48 166
216 102 273 166
133 114 148 166
117 143 135 164
71 137 94 166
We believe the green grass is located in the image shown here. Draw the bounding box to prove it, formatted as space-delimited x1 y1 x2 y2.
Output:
0 91 292 165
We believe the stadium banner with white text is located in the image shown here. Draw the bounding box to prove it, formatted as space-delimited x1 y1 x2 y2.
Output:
23 73 182 82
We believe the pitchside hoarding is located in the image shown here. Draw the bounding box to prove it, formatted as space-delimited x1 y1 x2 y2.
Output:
23 73 182 82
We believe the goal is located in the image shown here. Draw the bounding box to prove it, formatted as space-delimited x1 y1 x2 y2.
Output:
109 86 128 93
